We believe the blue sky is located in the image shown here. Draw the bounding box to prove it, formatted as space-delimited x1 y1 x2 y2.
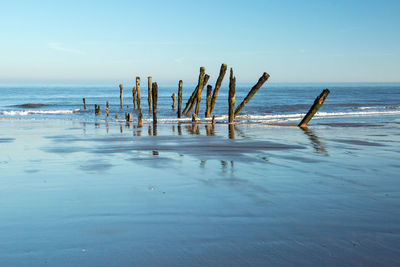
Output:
0 0 399 84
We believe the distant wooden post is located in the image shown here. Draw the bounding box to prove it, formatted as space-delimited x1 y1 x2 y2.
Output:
152 82 158 125
136 77 141 111
205 85 212 118
119 84 123 109
106 101 109 117
210 63 227 116
148 77 153 112
177 80 183 118
83 98 86 110
138 112 143 128
171 93 176 109
132 86 137 110
298 89 330 127
234 72 270 117
228 68 236 123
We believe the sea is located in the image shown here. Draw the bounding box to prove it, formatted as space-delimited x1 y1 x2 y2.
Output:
0 82 399 124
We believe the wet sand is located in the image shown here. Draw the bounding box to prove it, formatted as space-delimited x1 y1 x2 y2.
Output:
0 119 399 266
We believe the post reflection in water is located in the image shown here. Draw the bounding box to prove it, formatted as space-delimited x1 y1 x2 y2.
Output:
228 124 235 139
148 125 152 136
152 123 158 136
120 124 124 133
205 124 215 136
300 126 328 155
185 123 200 135
177 124 182 136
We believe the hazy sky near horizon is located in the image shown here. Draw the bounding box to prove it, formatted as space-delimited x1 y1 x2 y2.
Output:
0 0 399 84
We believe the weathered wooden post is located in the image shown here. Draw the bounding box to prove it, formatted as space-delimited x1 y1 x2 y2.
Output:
192 113 197 123
194 71 209 116
210 63 227 116
138 112 143 128
152 82 158 125
298 89 330 127
205 85 212 118
184 74 210 116
177 80 183 118
234 72 270 117
132 86 137 110
83 98 86 110
95 104 101 115
136 77 141 111
126 113 132 122
148 77 152 112
106 101 109 117
171 93 176 109
119 84 124 109
228 68 236 123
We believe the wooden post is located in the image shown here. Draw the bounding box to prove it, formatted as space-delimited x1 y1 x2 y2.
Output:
171 93 176 109
152 82 158 125
136 77 141 111
106 101 109 117
182 87 199 114
138 112 143 128
298 89 330 127
132 86 137 110
83 98 86 110
210 63 227 115
212 115 215 125
194 71 208 116
234 72 270 117
95 104 101 115
148 77 152 112
192 113 197 123
183 69 210 116
228 68 236 123
119 84 123 109
126 113 132 122
205 85 212 118
177 80 183 118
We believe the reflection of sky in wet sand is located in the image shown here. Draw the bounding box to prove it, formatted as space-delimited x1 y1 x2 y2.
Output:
0 120 400 265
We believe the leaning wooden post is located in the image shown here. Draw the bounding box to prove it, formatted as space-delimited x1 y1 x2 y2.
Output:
119 84 124 109
298 89 330 127
234 72 270 117
106 101 109 117
177 80 183 118
182 87 199 114
205 85 213 118
83 98 86 110
210 63 227 116
152 82 158 125
136 77 141 111
148 77 152 112
184 74 210 116
228 68 236 123
171 93 176 109
132 86 137 110
194 69 208 116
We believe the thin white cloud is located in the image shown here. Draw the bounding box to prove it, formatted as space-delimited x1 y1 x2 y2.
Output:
48 42 86 55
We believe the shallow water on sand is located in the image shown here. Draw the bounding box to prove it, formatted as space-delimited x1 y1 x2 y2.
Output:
0 120 400 266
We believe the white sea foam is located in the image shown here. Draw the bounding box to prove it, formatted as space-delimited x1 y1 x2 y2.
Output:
0 109 81 116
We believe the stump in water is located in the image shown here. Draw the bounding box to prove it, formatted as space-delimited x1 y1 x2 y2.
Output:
205 85 212 118
210 63 227 116
119 84 124 109
136 77 141 111
138 112 143 128
192 113 198 123
95 104 101 115
234 72 270 117
228 68 236 123
132 86 137 110
152 82 158 125
171 93 176 109
83 98 86 110
148 77 153 112
126 113 132 122
106 101 109 117
298 89 330 127
177 80 183 118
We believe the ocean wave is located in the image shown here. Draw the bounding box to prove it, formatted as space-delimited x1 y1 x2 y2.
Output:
0 109 82 116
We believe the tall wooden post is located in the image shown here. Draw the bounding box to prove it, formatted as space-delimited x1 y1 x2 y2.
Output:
177 80 183 118
148 77 152 112
171 93 176 109
234 72 270 117
106 101 109 117
298 89 330 127
83 98 86 110
152 82 158 125
194 71 208 116
132 87 137 110
205 85 212 118
119 84 123 109
136 77 141 111
210 63 227 116
228 68 236 123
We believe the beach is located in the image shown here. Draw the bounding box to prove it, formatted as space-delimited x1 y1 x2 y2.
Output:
1 117 399 266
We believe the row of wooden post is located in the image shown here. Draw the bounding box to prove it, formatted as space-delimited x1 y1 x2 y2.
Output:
86 64 329 128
